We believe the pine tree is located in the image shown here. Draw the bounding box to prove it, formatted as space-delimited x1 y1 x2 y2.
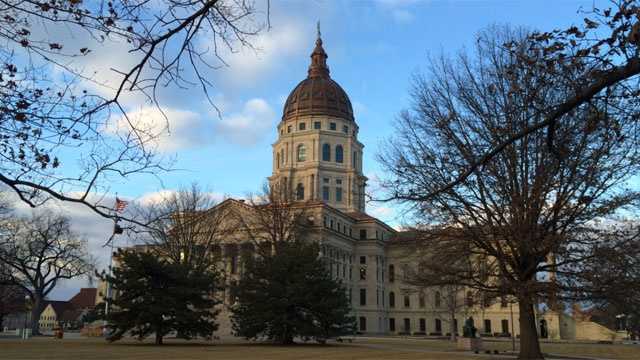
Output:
231 241 355 344
101 250 220 345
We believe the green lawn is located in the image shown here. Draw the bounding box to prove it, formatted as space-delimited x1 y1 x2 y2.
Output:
0 336 637 360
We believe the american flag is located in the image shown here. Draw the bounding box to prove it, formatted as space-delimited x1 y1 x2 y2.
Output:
115 197 128 213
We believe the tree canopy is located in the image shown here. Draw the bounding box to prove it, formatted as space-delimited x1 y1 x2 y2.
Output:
101 249 221 345
231 241 355 344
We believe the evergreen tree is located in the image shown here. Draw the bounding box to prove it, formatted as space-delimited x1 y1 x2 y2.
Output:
231 241 355 344
100 250 220 345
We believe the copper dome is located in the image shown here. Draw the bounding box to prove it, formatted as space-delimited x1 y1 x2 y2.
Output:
282 34 354 122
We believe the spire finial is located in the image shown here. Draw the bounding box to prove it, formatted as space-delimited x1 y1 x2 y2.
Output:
308 22 329 78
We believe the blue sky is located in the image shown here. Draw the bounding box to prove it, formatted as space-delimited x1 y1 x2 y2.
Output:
34 0 608 299
107 0 602 221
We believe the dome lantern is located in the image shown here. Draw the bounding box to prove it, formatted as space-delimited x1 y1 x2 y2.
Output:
281 25 354 122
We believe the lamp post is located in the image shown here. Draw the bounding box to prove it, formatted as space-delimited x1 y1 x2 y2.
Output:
22 294 30 340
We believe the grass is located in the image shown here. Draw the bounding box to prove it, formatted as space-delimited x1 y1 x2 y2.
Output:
0 336 638 360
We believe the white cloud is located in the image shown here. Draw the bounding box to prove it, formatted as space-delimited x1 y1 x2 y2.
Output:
392 9 415 24
213 21 309 88
375 0 424 24
107 106 212 153
215 98 276 146
136 189 226 207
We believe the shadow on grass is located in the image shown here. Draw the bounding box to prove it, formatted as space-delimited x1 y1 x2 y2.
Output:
107 339 350 349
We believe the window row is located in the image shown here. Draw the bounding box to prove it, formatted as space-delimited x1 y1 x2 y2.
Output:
277 146 360 170
385 318 511 336
323 216 354 237
283 121 351 135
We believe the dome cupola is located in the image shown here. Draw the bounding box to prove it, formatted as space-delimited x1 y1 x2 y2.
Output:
282 25 354 122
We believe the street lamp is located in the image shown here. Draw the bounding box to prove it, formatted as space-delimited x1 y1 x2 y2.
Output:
22 294 30 340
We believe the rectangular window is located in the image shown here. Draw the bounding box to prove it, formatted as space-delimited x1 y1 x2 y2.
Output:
360 266 366 280
419 293 425 308
484 319 492 334
299 122 306 130
435 319 442 333
404 295 410 308
420 318 426 332
389 318 396 332
287 125 292 133
322 186 330 201
330 219 334 229
343 125 348 133
360 256 366 264
323 177 330 183
336 179 342 185
330 122 337 130
336 188 342 202
230 255 237 274
502 319 509 334
404 318 411 333
359 317 367 331
360 229 367 240
314 121 321 129
360 289 366 306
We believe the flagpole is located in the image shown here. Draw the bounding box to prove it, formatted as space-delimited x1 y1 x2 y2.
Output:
104 195 127 336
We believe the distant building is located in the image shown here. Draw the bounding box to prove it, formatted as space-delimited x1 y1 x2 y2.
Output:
38 288 97 330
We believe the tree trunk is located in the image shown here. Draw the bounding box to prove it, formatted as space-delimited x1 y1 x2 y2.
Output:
155 332 163 345
518 297 544 360
30 295 43 335
450 311 457 341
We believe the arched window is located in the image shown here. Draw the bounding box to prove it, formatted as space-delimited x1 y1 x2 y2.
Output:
297 144 306 162
296 183 304 200
335 145 344 163
276 153 280 168
389 291 395 308
352 151 357 167
322 143 331 161
280 149 285 165
435 291 441 308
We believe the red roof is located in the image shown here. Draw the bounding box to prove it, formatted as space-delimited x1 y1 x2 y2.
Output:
69 288 97 309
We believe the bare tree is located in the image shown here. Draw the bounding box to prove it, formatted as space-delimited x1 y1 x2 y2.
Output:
133 184 229 271
0 1 267 220
235 182 313 257
578 224 640 339
402 244 474 341
0 275 25 329
427 0 640 197
379 25 640 359
0 214 93 334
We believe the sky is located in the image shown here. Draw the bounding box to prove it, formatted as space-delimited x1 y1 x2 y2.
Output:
10 0 608 300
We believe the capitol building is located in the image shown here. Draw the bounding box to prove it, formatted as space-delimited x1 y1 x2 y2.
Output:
121 30 621 342
210 31 536 339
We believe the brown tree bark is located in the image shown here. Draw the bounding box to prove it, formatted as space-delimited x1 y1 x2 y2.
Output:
30 296 43 335
518 297 544 360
